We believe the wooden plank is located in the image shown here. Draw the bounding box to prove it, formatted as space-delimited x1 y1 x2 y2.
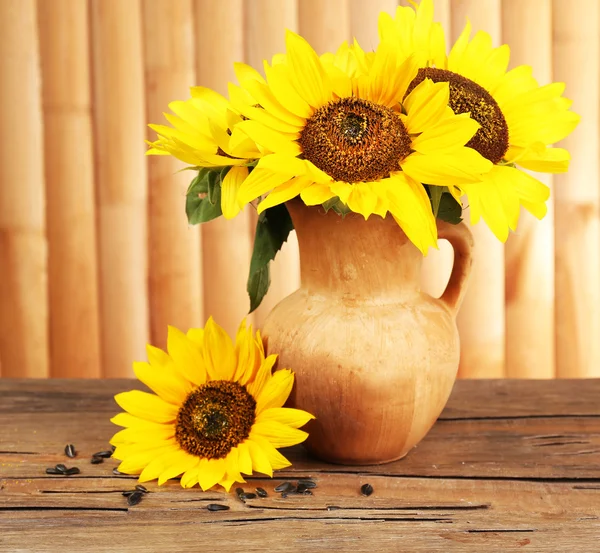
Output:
502 0 554 379
349 0 397 49
244 0 301 328
37 0 101 378
91 0 148 377
1 379 600 480
1 379 599 550
299 0 350 55
143 0 203 348
451 0 505 379
194 0 255 337
0 0 49 378
552 0 600 378
2 378 599 418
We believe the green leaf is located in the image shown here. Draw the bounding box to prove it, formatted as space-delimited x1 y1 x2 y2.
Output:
185 168 224 224
331 201 352 218
429 185 444 217
247 204 294 313
247 265 271 313
321 196 340 213
437 192 463 225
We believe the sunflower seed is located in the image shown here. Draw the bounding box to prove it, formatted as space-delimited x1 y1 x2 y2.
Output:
122 490 135 497
360 483 374 497
55 464 68 474
235 487 244 497
91 456 103 465
298 479 317 489
64 444 76 458
113 468 123 475
45 467 61 475
240 493 256 500
281 492 288 498
327 505 341 511
93 450 113 459
302 489 313 496
127 491 144 506
274 482 294 493
65 467 80 476
207 503 230 512
135 485 148 494
255 487 268 498
296 483 308 494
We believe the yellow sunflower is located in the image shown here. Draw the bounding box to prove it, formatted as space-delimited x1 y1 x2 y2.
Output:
110 318 314 491
147 87 262 219
234 31 492 254
381 8 581 240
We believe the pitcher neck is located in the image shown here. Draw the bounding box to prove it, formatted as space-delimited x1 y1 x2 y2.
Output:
286 200 423 298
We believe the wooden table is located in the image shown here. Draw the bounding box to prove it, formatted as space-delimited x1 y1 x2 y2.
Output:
1 379 599 552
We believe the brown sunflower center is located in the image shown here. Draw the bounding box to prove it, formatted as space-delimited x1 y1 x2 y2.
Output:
298 97 412 183
175 380 256 459
406 68 509 164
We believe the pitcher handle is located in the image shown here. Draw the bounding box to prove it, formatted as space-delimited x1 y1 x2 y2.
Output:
438 220 474 314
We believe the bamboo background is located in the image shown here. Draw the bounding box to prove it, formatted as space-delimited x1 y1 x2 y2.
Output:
0 0 598 379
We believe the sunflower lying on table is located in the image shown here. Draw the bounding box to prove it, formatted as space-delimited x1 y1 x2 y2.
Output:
110 318 313 491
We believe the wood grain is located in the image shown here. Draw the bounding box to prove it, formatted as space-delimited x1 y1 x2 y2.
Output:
502 0 554 379
194 0 255 337
552 0 600 378
451 0 506 379
91 0 148 377
144 0 203 348
299 0 350 55
0 379 599 552
37 0 102 378
244 0 301 328
0 0 49 378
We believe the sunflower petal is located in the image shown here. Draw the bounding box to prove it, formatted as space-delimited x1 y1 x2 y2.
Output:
114 390 179 424
251 421 309 448
403 79 451 134
221 166 248 219
203 316 235 380
255 369 295 414
133 361 192 406
167 326 207 387
250 434 292 470
256 407 315 429
197 458 226 491
158 450 199 486
257 176 312 214
245 438 273 477
246 354 278 398
237 442 254 475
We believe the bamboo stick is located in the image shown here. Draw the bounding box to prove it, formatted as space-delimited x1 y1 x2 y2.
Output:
552 0 600 378
350 0 397 48
38 0 101 378
144 0 203 349
0 0 49 378
502 0 554 379
244 0 301 327
193 0 257 337
91 0 148 377
299 0 350 54
451 0 505 378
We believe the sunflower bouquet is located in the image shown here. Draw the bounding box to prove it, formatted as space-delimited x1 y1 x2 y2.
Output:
148 0 579 312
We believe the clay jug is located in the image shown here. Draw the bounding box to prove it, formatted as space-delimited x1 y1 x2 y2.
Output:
261 200 474 465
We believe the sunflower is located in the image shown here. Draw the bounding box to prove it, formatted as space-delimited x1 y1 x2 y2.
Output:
110 318 314 491
234 31 492 254
381 8 581 241
147 87 262 219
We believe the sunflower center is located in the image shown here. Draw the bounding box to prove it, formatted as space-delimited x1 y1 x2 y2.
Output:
406 68 509 164
175 380 256 459
298 97 412 183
